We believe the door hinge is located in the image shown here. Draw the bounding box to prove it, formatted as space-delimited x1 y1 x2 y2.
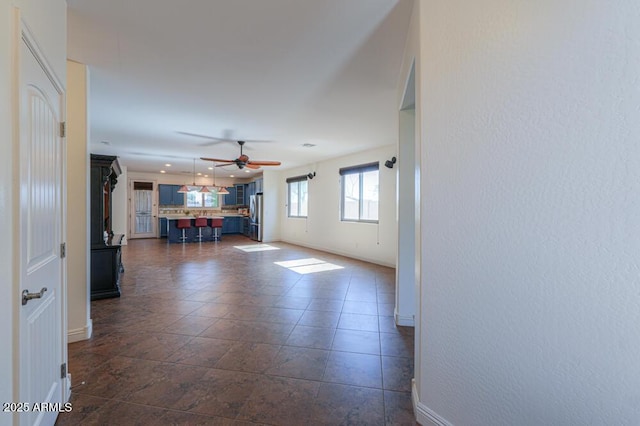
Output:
60 363 66 379
59 121 66 138
60 242 66 258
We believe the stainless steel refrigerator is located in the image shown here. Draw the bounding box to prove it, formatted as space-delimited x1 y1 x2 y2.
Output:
249 193 263 241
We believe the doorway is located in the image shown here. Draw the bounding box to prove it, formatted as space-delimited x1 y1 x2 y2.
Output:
396 60 417 326
129 180 157 239
18 29 68 425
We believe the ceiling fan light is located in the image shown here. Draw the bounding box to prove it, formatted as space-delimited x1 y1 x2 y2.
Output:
177 185 190 193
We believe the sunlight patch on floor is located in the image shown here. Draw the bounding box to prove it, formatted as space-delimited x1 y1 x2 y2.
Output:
274 258 344 274
234 244 281 252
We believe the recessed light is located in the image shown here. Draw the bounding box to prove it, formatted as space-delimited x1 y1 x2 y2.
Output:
204 175 208 178
208 167 213 170
160 170 166 173
165 163 171 167
245 170 251 173
197 172 202 176
230 175 235 178
302 143 316 147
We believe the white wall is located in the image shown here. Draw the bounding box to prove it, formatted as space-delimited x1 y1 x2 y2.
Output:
14 0 67 84
127 170 237 189
66 60 92 342
396 107 416 326
409 0 640 424
277 145 397 267
262 169 281 243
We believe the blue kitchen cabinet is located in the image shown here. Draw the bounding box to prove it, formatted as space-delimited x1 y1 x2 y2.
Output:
247 182 256 198
255 178 263 193
224 186 236 205
159 185 172 205
235 184 245 205
172 187 184 205
159 218 168 237
159 184 184 206
221 216 242 234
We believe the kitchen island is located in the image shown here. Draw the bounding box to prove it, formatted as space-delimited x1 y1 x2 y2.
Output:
160 214 247 243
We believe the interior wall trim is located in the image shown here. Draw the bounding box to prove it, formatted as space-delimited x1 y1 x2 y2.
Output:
412 380 453 426
395 311 415 327
67 319 92 343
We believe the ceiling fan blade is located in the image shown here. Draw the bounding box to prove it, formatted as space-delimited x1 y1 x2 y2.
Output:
177 131 225 140
178 131 237 147
248 160 281 166
178 132 272 145
200 157 235 163
245 163 261 169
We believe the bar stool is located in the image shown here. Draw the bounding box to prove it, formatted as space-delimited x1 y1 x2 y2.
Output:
176 219 191 243
210 218 223 242
194 217 208 242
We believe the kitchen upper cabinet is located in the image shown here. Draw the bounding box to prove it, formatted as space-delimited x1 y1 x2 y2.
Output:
223 185 247 205
247 182 256 198
223 186 236 205
158 185 172 205
255 178 263 193
158 184 184 206
235 184 245 205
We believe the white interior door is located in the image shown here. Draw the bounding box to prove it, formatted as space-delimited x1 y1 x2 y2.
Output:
18 34 65 426
130 180 157 238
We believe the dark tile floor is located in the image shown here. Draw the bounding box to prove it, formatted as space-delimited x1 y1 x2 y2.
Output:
56 236 416 425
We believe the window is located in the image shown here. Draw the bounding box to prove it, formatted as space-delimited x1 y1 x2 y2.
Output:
286 175 309 217
340 162 379 222
186 190 219 208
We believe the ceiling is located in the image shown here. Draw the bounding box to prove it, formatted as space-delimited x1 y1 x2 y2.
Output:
67 0 413 178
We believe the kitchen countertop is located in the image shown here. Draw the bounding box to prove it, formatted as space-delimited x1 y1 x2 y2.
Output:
159 214 248 219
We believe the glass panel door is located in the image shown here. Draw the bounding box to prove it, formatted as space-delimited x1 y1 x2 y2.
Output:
130 181 156 238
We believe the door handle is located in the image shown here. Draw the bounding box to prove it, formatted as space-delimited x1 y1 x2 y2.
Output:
22 287 47 306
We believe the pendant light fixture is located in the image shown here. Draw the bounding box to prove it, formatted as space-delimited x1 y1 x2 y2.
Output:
214 162 229 195
178 158 197 193
198 166 210 193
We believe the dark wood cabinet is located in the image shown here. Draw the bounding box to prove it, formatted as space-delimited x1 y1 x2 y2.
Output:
90 154 123 300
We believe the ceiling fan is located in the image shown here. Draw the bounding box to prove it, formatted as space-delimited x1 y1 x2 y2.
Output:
201 141 281 170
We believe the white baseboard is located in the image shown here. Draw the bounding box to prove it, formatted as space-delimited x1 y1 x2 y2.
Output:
395 310 415 327
67 319 92 343
412 379 453 426
279 238 395 268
